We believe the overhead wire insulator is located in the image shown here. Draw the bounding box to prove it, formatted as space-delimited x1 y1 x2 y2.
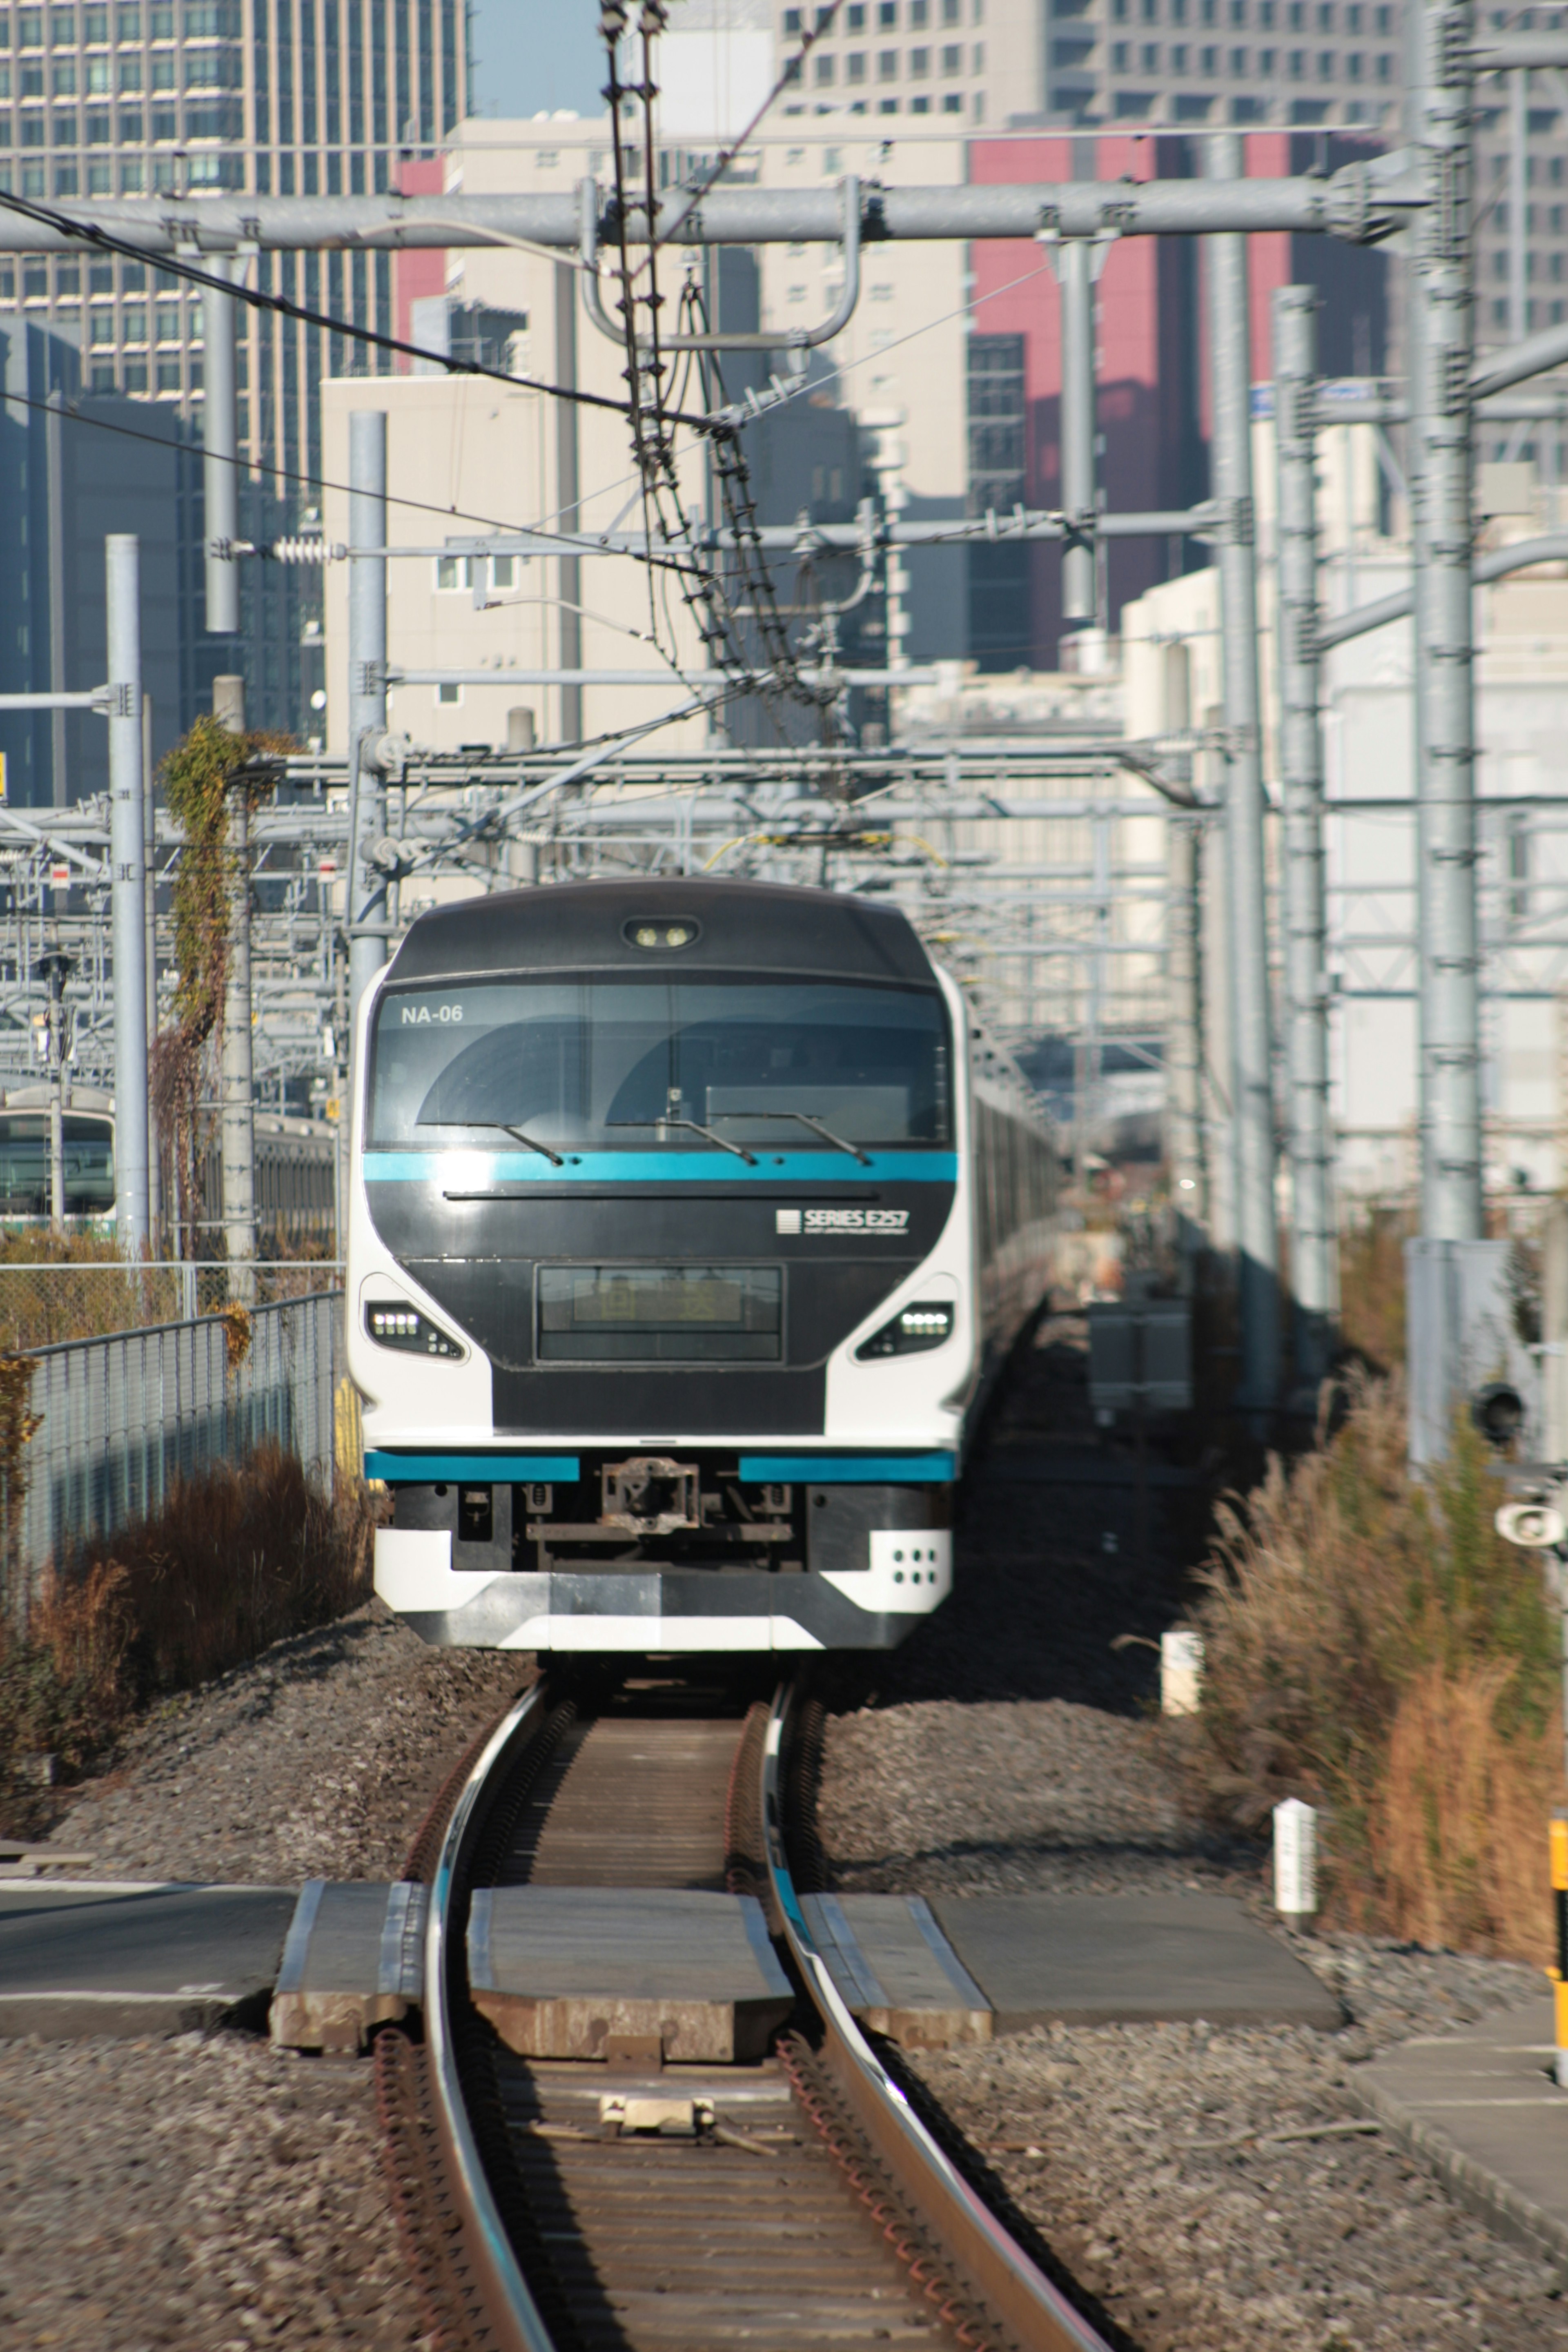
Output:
272 537 347 564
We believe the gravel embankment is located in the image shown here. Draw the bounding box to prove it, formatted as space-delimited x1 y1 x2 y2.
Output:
814 1318 1567 2351
0 1600 527 2352
36 1598 530 1884
0 2032 426 2350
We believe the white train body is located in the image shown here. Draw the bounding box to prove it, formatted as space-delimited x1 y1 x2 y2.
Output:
349 878 1056 1653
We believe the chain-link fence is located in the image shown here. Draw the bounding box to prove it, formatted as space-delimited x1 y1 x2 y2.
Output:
0 1287 347 1626
0 1260 341 1353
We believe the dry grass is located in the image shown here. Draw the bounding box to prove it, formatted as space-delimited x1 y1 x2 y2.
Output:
1336 1205 1412 1371
1357 1663 1562 1964
1181 1368 1562 1960
0 1442 380 1783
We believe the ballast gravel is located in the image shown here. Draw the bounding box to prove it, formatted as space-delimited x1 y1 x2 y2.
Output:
33 1597 530 1885
0 1601 525 2351
0 2031 427 2350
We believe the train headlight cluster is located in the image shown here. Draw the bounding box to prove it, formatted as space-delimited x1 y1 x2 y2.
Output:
855 1300 956 1360
624 917 700 951
365 1301 463 1359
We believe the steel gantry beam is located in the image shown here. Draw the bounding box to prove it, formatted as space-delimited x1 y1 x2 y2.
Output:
0 168 1425 260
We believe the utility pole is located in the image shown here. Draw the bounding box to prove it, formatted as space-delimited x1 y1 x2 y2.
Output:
1205 131 1279 1422
1161 639 1206 1231
215 673 256 1305
1412 0 1481 1240
1273 284 1336 1388
1054 236 1099 645
105 534 148 1256
345 410 389 1212
203 255 241 636
46 387 67 812
554 263 583 744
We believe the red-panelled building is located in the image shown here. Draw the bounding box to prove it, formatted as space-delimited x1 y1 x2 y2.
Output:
394 157 448 359
963 130 1390 667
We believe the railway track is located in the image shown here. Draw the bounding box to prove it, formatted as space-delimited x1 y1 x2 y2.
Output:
377 1672 1111 2352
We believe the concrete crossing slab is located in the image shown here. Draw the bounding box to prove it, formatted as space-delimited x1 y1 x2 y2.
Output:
801 1893 992 2047
270 1880 427 2052
468 1886 794 2063
1359 1996 1568 2275
0 1880 296 2038
929 1893 1344 2033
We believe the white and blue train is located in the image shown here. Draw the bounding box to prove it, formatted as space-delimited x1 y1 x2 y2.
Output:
353 877 1057 1654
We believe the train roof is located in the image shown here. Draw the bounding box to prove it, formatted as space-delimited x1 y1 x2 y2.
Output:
384 877 939 989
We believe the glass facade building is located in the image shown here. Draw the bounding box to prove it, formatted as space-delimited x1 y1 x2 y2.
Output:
0 0 469 732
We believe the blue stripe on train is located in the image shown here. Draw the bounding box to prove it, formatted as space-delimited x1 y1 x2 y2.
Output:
366 1451 581 1482
365 1450 956 1484
738 1454 956 1483
363 1149 960 1185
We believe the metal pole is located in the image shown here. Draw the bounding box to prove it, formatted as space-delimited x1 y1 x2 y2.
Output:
346 410 388 1203
215 673 255 1304
46 388 66 810
46 961 65 1235
347 409 388 1020
554 263 582 742
1057 237 1097 636
1205 131 1279 1421
1509 65 1528 352
142 688 159 1245
106 533 148 1256
1162 641 1206 1227
1412 0 1482 1241
1273 285 1336 1388
203 255 240 635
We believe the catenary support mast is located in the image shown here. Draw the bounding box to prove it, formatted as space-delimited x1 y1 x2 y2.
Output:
1273 285 1336 1385
1205 132 1279 1420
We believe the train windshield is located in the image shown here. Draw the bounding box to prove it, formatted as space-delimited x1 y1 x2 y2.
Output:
368 978 951 1152
0 1115 115 1215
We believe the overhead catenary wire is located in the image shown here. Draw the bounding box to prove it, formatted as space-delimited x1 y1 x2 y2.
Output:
596 0 826 733
0 233 1069 573
0 183 716 429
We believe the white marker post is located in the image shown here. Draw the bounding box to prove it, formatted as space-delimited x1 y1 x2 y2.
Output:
1274 1798 1319 1928
1160 1629 1204 1717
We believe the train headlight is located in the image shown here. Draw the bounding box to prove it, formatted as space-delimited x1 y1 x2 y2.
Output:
365 1300 463 1359
855 1300 956 1360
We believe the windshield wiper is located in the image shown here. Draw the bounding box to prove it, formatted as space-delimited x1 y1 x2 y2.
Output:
708 1109 872 1165
416 1116 564 1168
607 1117 757 1166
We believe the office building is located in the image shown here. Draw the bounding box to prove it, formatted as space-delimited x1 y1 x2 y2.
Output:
775 0 1398 133
0 314 194 806
0 1 468 736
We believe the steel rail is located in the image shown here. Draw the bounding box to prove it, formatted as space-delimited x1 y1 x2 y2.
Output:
423 1680 557 2352
410 1672 1113 2352
762 1680 1112 2352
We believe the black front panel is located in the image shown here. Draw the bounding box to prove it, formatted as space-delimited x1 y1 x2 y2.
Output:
494 1365 827 1437
368 1178 954 1437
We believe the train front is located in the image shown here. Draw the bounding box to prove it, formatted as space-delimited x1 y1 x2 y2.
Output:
349 877 976 1653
